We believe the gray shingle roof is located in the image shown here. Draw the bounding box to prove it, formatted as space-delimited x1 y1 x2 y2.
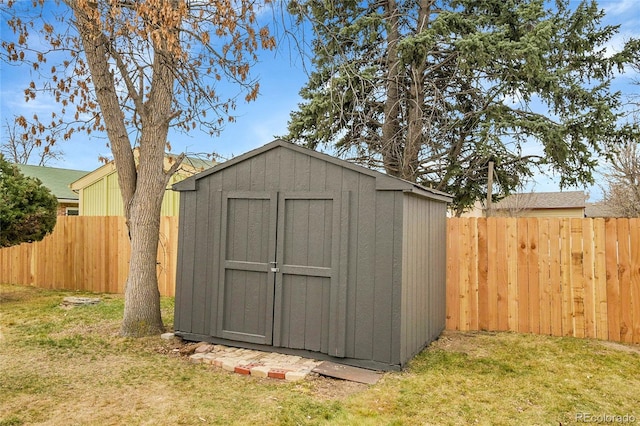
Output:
494 191 587 210
585 202 618 218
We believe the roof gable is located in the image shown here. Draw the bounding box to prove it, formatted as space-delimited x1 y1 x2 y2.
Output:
70 151 215 191
173 139 452 202
14 164 89 201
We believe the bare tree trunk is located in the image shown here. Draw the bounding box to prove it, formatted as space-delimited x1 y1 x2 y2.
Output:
120 44 176 336
381 0 402 177
403 0 432 182
119 133 168 336
121 191 164 336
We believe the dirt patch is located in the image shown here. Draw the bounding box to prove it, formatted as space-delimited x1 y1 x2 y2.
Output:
0 289 35 303
50 321 122 339
306 374 370 400
147 337 209 357
598 340 640 355
430 330 493 357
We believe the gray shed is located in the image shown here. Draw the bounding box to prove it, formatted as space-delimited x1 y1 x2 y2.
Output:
172 140 452 370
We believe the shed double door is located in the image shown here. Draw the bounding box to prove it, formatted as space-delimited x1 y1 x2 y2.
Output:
217 191 348 357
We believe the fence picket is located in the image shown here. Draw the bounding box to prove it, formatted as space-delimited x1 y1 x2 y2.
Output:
582 219 596 338
605 218 621 341
629 218 640 344
528 217 541 335
487 218 499 331
477 218 489 331
593 219 608 340
538 218 551 336
495 217 509 331
570 218 585 338
549 219 563 337
506 218 519 331
617 219 632 343
517 218 530 333
459 218 471 330
560 218 572 336
446 218 461 330
469 218 479 331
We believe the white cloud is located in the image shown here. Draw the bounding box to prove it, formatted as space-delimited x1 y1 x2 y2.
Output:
2 88 57 116
601 0 638 17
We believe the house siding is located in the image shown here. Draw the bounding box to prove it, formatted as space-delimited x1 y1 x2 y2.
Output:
79 170 184 216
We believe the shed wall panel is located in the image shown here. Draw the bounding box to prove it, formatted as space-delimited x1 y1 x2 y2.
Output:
339 167 360 359
280 275 332 350
309 156 328 192
390 192 405 365
372 190 404 365
353 175 377 361
175 190 197 332
223 269 269 335
400 194 447 363
294 151 311 190
234 157 252 191
190 179 212 335
221 162 238 191
278 147 296 190
206 187 222 335
249 155 266 191
264 148 281 191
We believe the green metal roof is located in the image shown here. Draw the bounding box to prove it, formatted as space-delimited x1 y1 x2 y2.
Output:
168 153 215 171
14 164 90 201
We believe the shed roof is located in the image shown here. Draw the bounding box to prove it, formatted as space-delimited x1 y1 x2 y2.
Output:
14 164 89 202
493 190 587 210
173 139 452 202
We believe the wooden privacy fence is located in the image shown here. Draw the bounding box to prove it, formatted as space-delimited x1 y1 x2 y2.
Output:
1 216 639 345
0 216 179 297
446 217 640 344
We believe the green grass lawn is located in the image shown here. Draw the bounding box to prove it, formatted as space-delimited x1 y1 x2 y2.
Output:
1 284 639 425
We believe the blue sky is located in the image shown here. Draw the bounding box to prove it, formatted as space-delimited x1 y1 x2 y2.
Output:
1 0 638 201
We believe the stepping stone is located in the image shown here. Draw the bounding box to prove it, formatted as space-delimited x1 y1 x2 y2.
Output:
61 297 101 307
313 361 382 384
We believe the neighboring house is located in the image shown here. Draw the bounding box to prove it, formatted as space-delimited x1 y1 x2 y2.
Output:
491 190 587 218
585 201 618 218
460 190 588 218
69 152 214 216
14 164 89 216
457 200 484 218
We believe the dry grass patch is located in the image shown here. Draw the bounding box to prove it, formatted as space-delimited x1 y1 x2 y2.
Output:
1 284 639 425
